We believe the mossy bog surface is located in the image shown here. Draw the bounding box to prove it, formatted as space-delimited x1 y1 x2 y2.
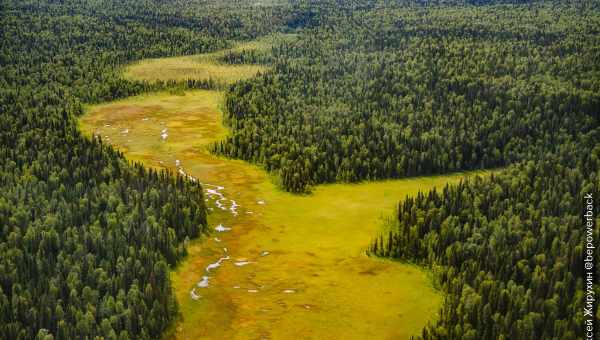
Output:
80 89 487 339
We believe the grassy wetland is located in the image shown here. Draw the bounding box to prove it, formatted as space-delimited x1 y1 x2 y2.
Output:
122 34 292 85
79 40 487 339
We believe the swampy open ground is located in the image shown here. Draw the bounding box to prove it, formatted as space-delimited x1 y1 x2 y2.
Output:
79 41 488 339
123 34 292 84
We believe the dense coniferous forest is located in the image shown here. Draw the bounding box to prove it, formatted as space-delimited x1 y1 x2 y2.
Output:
0 0 296 338
215 4 600 192
2 0 599 339
370 135 600 339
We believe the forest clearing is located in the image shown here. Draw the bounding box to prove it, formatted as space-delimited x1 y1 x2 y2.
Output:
80 81 484 338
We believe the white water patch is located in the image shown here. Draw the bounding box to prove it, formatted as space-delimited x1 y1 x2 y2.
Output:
201 183 241 215
206 187 226 207
283 289 295 294
197 276 210 288
181 173 197 183
205 262 220 272
214 237 221 242
230 204 239 215
160 128 168 140
260 251 270 257
230 200 239 215
215 199 227 211
121 128 129 134
142 117 149 121
206 255 230 272
215 224 231 232
175 166 199 183
203 183 225 191
200 183 225 191
206 188 221 197
247 289 259 293
234 261 253 267
257 200 265 205
190 288 201 300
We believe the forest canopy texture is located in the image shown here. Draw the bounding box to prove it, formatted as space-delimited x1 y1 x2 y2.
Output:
1 0 599 340
215 4 599 193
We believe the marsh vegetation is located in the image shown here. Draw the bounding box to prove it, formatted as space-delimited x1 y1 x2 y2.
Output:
80 86 487 339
